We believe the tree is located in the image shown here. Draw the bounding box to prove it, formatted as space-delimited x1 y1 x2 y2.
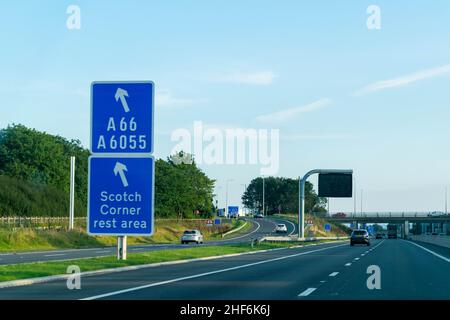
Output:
0 126 216 219
154 152 215 218
242 177 327 215
0 124 89 214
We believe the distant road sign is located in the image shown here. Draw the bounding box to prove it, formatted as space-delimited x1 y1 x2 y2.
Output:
88 156 154 236
228 206 239 217
214 219 221 225
318 173 353 198
324 223 331 232
91 81 154 154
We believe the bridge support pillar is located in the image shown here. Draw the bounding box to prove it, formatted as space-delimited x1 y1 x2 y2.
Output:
404 221 409 238
352 221 358 229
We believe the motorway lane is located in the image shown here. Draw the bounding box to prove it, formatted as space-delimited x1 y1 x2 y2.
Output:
303 239 450 300
0 218 293 266
0 240 351 300
2 239 449 300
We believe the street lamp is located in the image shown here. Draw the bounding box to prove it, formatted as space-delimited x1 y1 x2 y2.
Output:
353 175 356 217
262 177 265 217
225 179 233 217
360 189 363 214
241 184 247 216
445 186 448 215
214 186 222 216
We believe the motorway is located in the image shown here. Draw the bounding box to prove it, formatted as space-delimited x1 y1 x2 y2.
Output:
0 237 449 299
0 217 297 266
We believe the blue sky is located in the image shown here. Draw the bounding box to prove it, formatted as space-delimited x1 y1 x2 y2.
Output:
1 1 450 212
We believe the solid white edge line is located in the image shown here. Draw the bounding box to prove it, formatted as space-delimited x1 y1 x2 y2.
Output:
216 219 261 241
403 240 450 263
298 288 317 297
80 243 348 300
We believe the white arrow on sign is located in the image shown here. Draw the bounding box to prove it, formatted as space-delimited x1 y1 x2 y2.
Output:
115 88 130 113
113 162 129 187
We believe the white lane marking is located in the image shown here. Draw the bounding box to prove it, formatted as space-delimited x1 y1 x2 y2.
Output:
81 243 348 300
404 240 450 263
0 247 104 257
361 254 365 256
298 288 317 297
329 272 339 277
216 220 261 241
354 257 360 260
345 263 352 266
44 254 65 257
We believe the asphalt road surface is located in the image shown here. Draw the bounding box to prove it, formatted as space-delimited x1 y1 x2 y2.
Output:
1 239 449 300
0 217 296 266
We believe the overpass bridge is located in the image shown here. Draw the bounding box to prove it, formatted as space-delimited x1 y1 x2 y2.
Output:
326 212 450 224
324 212 450 237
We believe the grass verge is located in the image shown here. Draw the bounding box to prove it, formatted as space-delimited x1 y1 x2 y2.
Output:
0 241 330 282
272 214 350 237
0 219 237 253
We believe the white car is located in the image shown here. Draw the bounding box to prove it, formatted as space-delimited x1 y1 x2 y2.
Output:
275 224 288 233
181 230 204 244
428 211 445 217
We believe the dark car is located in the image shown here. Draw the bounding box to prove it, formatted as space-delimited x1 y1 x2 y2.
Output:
350 229 370 246
375 233 383 239
254 213 264 219
332 212 346 218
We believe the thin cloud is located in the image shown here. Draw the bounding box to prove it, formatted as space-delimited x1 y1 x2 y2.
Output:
281 133 354 141
255 98 332 124
354 64 450 96
219 71 276 85
156 89 206 107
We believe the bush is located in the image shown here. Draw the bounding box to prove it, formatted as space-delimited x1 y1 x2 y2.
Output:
0 175 85 217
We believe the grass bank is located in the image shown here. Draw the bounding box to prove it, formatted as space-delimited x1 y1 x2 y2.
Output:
0 241 331 283
272 214 350 237
0 219 242 253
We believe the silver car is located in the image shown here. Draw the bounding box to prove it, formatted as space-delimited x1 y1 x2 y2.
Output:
275 224 288 233
181 230 204 244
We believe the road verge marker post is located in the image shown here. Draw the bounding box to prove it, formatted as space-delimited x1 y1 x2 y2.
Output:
69 156 75 230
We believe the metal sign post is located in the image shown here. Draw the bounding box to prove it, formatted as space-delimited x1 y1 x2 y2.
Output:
117 236 127 260
298 169 353 240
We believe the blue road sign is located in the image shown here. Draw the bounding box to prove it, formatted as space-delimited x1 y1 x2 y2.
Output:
324 223 331 232
91 81 154 154
214 219 221 225
228 206 239 217
88 156 154 236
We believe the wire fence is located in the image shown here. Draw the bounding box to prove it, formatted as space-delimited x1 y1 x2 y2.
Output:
0 217 233 230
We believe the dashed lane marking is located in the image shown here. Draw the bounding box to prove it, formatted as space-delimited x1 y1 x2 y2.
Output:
298 288 317 297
